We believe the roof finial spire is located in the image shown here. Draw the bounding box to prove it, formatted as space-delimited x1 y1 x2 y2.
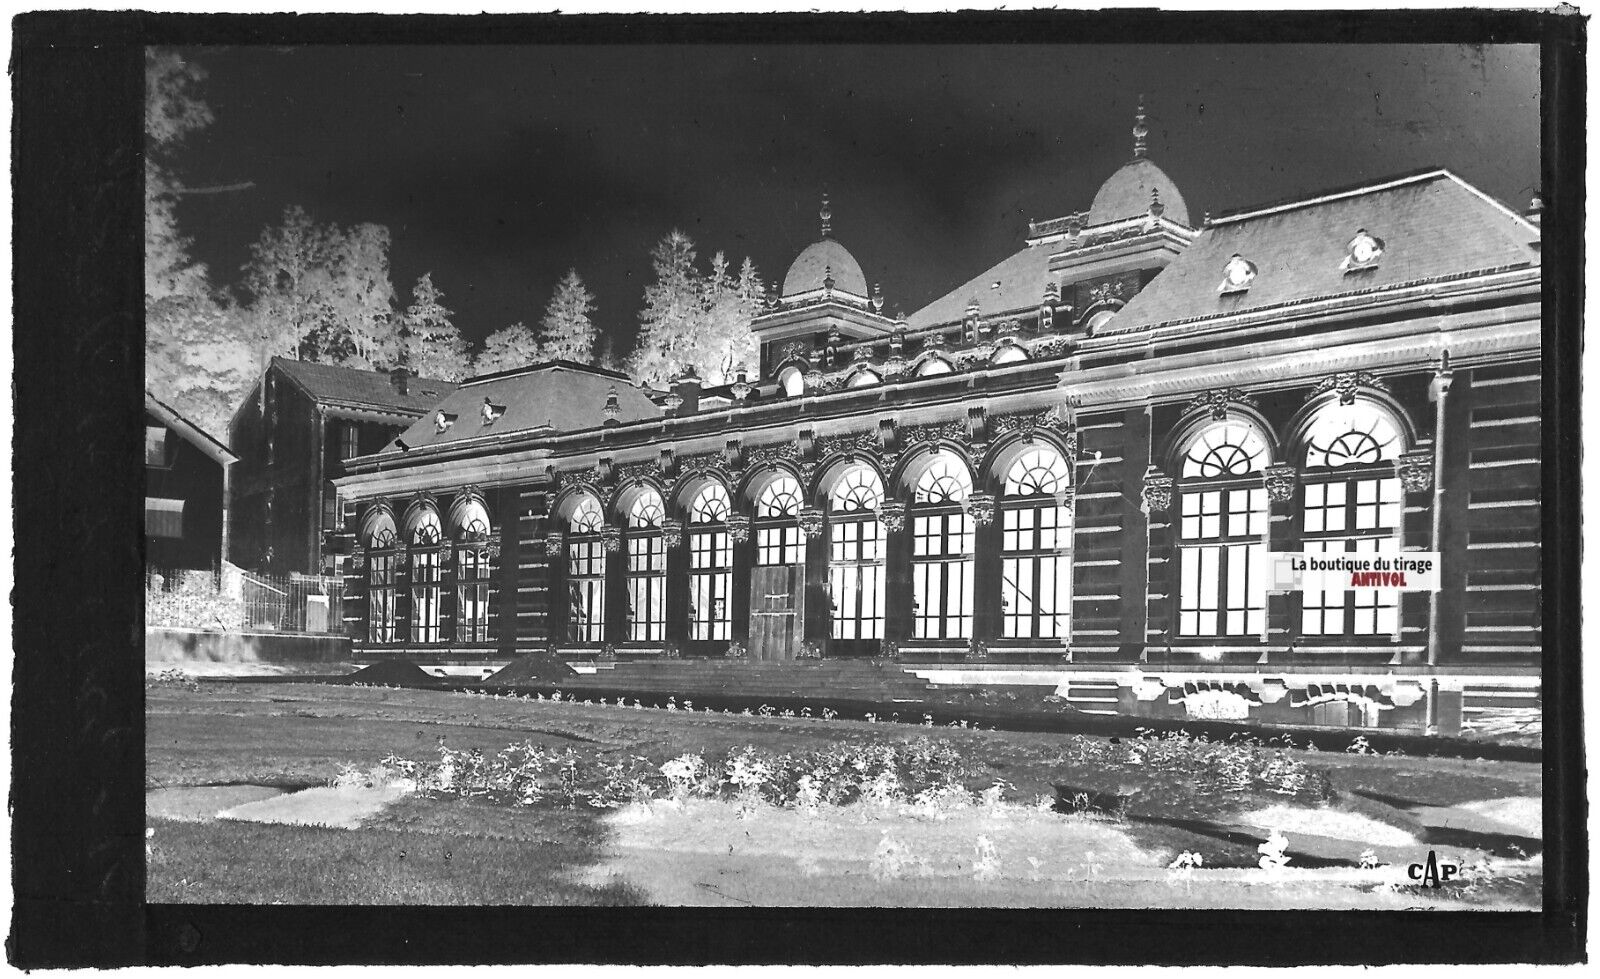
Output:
820 193 832 238
1132 95 1149 159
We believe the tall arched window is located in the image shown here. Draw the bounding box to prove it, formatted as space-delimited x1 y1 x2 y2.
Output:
828 465 885 641
1299 400 1405 637
624 489 667 642
566 494 606 642
361 506 398 643
755 474 804 566
449 496 493 643
405 502 444 644
910 452 975 639
687 483 733 641
1000 446 1073 639
1176 422 1269 637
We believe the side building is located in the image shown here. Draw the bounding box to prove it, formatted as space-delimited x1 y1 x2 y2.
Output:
334 146 1542 735
228 358 458 576
146 391 239 572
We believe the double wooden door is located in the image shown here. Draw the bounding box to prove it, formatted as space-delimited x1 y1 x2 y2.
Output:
748 565 804 661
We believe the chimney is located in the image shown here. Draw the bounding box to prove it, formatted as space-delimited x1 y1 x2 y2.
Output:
390 366 410 396
672 369 702 416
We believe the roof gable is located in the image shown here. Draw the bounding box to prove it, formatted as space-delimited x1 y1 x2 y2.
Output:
1104 171 1539 334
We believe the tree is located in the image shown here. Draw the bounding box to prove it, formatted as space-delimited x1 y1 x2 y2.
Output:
627 231 763 387
476 321 543 375
398 273 471 381
147 297 262 438
538 269 599 363
628 230 703 386
240 206 402 369
145 48 214 304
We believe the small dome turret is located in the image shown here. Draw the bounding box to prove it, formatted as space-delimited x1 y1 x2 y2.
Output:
780 194 869 301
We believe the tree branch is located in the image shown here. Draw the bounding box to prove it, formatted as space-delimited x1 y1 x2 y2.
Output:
171 181 256 196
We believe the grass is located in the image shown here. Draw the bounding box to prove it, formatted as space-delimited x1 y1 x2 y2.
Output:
147 682 1543 904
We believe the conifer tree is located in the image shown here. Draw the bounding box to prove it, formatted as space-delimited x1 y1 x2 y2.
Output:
627 230 703 386
538 269 599 363
399 273 472 381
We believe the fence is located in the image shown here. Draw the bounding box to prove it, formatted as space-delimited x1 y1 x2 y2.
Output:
145 564 345 634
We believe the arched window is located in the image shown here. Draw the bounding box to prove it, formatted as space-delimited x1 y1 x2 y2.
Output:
449 497 493 644
755 474 804 566
916 357 954 378
1176 422 1269 638
910 452 974 639
992 345 1029 366
624 490 666 642
847 370 881 389
828 466 885 642
361 506 398 643
404 502 443 643
1000 447 1073 639
687 483 732 642
565 493 605 642
1299 400 1406 638
778 366 805 398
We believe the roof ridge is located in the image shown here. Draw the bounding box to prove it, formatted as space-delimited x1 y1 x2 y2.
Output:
1209 168 1455 225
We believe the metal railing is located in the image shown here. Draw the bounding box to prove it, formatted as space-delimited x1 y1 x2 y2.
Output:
240 570 345 633
145 564 344 634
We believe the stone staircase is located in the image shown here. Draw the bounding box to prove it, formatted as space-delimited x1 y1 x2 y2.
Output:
551 658 938 702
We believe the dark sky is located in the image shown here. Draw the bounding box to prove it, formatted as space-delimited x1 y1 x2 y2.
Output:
173 43 1540 355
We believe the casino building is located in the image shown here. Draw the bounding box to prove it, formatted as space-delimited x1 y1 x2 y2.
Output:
334 109 1543 734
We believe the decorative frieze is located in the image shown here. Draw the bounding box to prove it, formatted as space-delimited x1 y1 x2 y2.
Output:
1397 449 1435 493
615 459 664 485
1187 387 1260 421
816 430 883 462
1309 370 1390 406
1264 463 1298 503
1141 468 1174 513
900 420 970 447
555 466 604 492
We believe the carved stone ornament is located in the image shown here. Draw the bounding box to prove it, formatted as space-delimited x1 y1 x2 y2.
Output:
555 466 604 492
965 491 997 526
349 549 366 572
877 500 907 534
1141 468 1175 513
1188 387 1260 422
616 459 663 484
545 530 565 556
663 392 684 412
725 640 748 660
816 430 883 463
1309 371 1390 406
598 643 617 662
901 420 970 447
799 505 826 539
778 340 808 365
1397 449 1435 493
601 524 623 553
726 513 752 543
1264 463 1298 503
799 640 823 660
966 638 990 663
662 517 685 549
881 639 901 662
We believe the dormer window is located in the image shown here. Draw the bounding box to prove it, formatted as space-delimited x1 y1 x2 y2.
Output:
1341 229 1385 272
1219 254 1257 294
434 411 458 434
480 398 506 425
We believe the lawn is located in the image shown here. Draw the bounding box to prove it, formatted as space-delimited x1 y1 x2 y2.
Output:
146 680 1543 907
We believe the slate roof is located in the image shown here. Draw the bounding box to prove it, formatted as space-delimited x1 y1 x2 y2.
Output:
271 357 458 414
387 361 663 451
1104 170 1540 334
906 240 1056 331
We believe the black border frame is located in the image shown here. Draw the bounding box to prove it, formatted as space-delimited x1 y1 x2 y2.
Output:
8 9 1585 967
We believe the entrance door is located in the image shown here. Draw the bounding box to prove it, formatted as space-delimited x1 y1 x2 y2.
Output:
749 565 804 661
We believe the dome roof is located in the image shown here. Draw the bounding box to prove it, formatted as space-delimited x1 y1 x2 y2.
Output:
781 238 868 299
1087 157 1191 228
